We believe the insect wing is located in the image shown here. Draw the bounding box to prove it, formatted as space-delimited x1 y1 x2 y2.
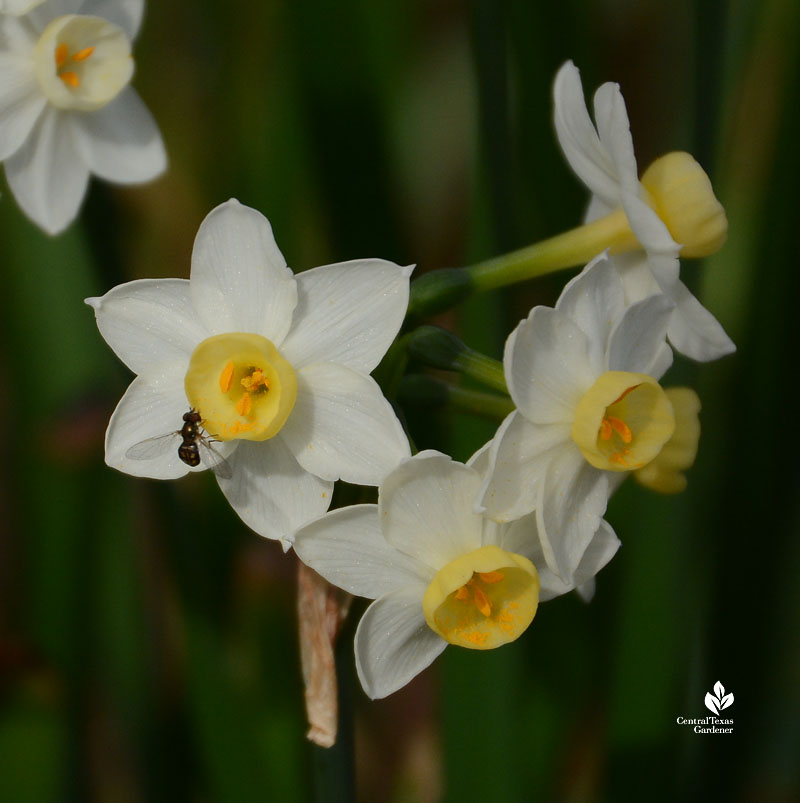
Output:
198 437 234 480
126 432 180 461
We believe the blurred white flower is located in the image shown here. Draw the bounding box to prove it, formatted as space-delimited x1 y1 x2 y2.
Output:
0 0 165 234
554 60 734 361
479 254 700 581
292 450 619 699
87 199 413 546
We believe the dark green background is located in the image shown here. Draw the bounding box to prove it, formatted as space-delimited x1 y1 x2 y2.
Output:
1 0 797 800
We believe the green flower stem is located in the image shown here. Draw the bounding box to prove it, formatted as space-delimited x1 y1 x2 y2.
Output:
407 209 636 319
398 375 514 421
468 209 633 291
406 326 508 393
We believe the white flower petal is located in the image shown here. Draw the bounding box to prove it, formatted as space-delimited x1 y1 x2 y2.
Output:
621 191 680 263
355 588 446 700
496 510 542 564
536 446 609 581
607 293 674 376
480 412 570 522
71 87 166 183
667 280 736 362
0 0 46 15
0 14 39 52
505 305 594 424
281 362 410 485
649 342 674 378
612 252 662 303
105 361 195 479
86 278 206 375
570 519 620 589
379 451 484 570
593 81 638 192
280 259 413 373
189 200 298 344
465 439 491 477
555 253 625 370
77 0 143 39
291 505 433 598
526 517 619 601
553 61 621 207
0 54 45 161
5 105 89 235
217 437 333 546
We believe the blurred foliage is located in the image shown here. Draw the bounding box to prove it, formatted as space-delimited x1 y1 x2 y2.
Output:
1 0 798 801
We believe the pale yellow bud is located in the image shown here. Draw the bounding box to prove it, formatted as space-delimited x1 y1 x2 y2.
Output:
641 152 728 258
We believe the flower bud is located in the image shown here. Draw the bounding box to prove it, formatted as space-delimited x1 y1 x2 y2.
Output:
640 152 728 258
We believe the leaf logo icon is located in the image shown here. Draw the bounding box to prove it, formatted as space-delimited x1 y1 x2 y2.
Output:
704 681 734 715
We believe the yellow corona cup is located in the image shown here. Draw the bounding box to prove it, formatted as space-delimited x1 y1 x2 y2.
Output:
571 371 675 471
184 332 297 442
422 545 539 650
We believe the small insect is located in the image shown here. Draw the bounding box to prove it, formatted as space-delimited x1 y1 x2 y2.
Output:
126 409 233 479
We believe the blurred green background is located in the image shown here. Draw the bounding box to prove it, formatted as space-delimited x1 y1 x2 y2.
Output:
1 0 798 800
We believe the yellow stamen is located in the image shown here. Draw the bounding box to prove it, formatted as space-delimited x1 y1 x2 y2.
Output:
235 392 252 417
600 419 613 441
607 416 633 443
610 450 631 467
454 586 470 602
241 369 269 392
60 71 79 88
55 42 68 68
71 46 95 62
219 360 235 394
478 571 504 584
473 586 492 617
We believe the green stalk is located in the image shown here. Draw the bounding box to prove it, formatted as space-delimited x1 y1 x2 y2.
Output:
407 209 637 319
398 375 514 421
406 326 507 393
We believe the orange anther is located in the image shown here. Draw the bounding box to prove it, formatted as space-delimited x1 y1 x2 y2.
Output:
609 451 630 467
59 71 79 88
600 419 613 441
473 586 492 617
71 46 95 62
219 360 235 393
607 416 632 444
55 43 69 68
236 392 252 417
478 571 504 584
454 586 470 602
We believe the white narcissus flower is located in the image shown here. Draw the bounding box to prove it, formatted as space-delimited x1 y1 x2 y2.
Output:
87 199 413 546
479 253 701 582
0 0 165 234
553 60 734 362
291 451 619 699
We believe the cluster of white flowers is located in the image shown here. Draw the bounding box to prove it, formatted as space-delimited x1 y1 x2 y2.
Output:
0 0 165 233
2 0 734 702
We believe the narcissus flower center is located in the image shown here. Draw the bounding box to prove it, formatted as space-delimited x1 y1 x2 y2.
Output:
34 15 133 111
422 545 539 650
571 371 675 471
184 333 297 442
